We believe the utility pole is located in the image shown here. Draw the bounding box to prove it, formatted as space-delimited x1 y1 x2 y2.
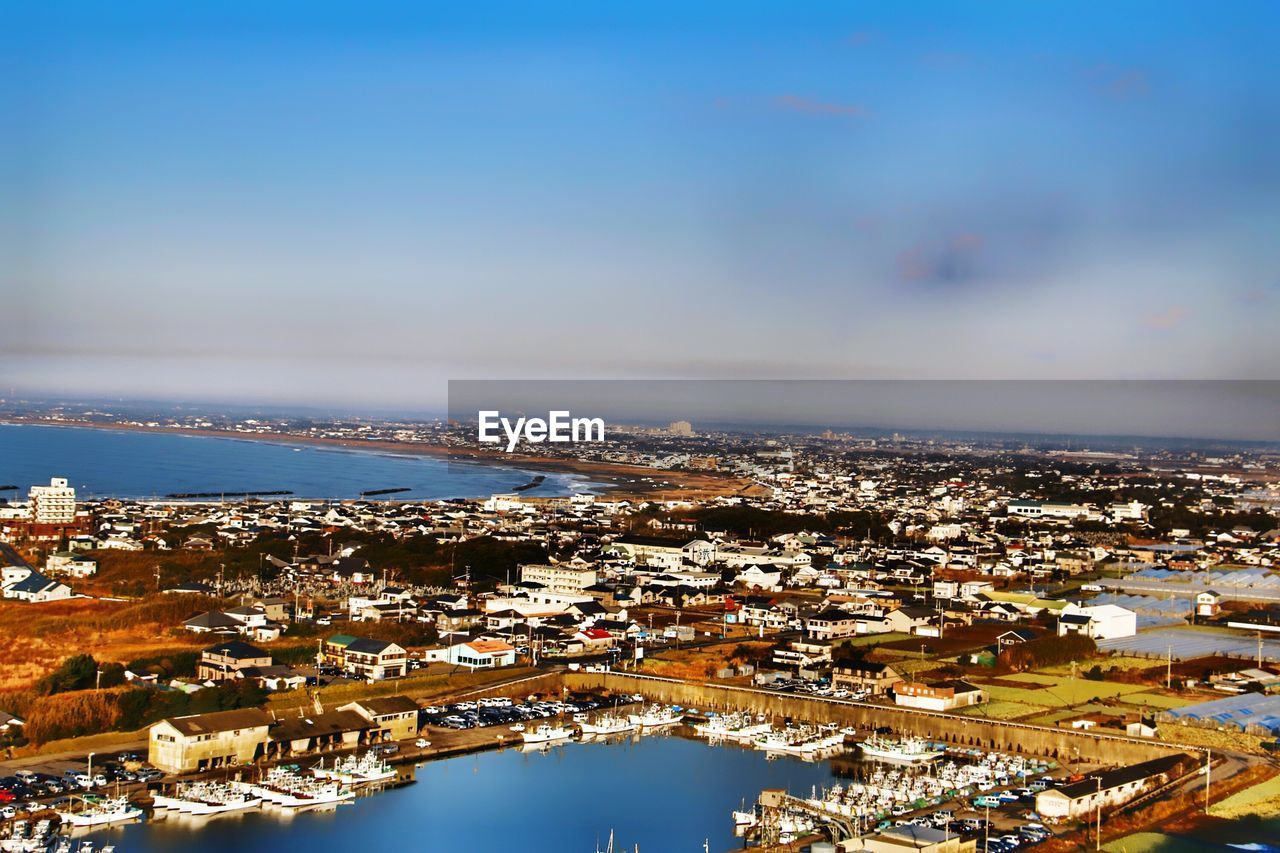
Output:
1205 749 1211 812
1095 776 1102 852
1166 644 1172 690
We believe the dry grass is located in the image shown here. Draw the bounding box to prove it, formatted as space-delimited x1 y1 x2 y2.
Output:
0 596 217 690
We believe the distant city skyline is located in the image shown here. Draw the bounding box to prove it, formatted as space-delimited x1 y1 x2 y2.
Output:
5 380 1277 444
4 2 1279 406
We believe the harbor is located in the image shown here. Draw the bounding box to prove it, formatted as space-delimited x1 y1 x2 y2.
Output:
4 696 1105 852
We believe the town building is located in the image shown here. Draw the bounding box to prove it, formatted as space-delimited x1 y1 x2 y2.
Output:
520 563 600 594
29 477 76 524
446 639 517 669
893 680 986 712
1057 604 1137 640
832 660 904 696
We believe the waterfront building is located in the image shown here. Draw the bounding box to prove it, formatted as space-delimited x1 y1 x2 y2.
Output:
832 660 904 695
340 695 421 742
893 680 986 712
266 710 375 757
1034 754 1186 820
148 708 273 774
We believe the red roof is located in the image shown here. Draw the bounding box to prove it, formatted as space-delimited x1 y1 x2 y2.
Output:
581 628 612 640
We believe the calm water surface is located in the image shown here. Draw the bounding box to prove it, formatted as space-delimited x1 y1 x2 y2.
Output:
0 424 595 499
98 736 844 852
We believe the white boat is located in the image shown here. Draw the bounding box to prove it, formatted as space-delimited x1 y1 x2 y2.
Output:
693 712 771 742
233 767 355 809
311 751 396 786
55 797 144 828
521 723 572 744
151 781 262 815
858 735 945 764
578 713 637 736
626 705 682 728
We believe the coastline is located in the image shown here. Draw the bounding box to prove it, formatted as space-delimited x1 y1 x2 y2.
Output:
0 418 761 501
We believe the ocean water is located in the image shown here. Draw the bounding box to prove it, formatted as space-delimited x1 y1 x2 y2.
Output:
91 735 845 853
0 424 595 500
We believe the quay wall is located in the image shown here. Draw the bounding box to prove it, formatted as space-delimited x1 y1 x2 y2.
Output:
564 671 1184 766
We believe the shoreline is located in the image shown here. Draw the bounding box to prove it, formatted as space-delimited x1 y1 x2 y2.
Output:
0 417 760 501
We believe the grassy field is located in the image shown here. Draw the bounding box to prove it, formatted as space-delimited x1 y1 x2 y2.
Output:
982 678 1155 707
836 632 912 649
0 597 210 691
955 700 1035 720
1210 772 1280 818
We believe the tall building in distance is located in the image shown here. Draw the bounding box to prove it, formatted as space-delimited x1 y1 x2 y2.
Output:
668 420 694 437
29 477 76 524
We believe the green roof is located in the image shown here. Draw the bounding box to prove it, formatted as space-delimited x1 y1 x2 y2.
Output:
326 633 358 647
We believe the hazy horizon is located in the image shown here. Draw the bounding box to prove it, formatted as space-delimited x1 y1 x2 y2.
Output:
5 380 1277 444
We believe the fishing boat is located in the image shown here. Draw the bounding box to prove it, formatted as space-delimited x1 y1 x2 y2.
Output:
311 751 397 786
151 781 262 816
692 712 771 742
233 767 355 809
521 723 573 744
54 796 144 828
858 735 945 764
578 713 636 736
626 704 682 729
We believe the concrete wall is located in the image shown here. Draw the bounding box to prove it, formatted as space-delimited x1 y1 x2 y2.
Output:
563 672 1179 766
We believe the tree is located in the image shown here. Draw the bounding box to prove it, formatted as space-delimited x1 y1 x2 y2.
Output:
38 654 100 695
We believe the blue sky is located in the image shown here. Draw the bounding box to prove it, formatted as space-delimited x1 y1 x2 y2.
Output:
2 2 1278 407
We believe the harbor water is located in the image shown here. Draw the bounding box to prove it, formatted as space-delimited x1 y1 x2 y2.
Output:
89 736 846 852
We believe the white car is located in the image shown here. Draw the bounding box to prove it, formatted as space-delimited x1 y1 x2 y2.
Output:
415 738 431 749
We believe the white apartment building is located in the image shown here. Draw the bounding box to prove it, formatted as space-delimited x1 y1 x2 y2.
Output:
520 563 599 594
29 477 76 524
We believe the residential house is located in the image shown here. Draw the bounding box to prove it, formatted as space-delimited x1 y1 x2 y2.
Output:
324 635 409 680
197 640 273 681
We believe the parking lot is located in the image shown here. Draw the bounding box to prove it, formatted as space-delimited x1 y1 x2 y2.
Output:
420 691 639 731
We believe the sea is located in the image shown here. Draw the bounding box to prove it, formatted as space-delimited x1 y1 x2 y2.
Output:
0 423 597 500
90 735 846 853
